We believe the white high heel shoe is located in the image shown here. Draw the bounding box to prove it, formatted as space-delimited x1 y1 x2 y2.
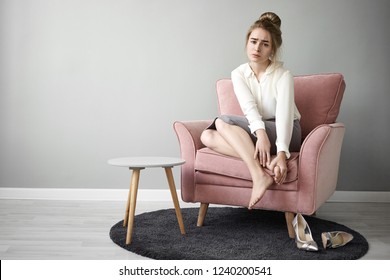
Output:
292 213 318 252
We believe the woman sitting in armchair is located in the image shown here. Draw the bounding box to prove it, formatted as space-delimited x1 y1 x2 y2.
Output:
200 12 301 209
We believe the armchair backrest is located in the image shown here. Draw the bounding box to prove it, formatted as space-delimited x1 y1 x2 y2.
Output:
216 73 346 139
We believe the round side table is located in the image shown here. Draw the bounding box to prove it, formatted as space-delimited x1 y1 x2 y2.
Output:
108 157 186 245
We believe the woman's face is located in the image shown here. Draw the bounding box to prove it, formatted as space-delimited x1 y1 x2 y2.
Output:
246 28 273 64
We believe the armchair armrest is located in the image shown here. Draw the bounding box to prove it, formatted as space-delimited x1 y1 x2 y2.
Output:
173 120 211 202
297 123 345 214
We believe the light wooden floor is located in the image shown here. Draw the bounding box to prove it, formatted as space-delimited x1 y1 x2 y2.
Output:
0 199 389 260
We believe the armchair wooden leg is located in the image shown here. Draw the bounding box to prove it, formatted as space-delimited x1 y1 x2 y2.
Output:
197 203 209 227
285 212 296 239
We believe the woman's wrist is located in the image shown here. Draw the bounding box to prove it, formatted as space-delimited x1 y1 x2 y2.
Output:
277 151 287 160
255 129 266 138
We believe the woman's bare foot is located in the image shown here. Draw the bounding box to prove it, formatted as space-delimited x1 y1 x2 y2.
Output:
248 173 274 209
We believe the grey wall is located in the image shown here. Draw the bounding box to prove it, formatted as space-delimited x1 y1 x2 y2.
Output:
1 0 389 191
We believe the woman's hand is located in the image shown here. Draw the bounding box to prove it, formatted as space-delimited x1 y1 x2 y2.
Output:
267 152 288 185
254 129 271 167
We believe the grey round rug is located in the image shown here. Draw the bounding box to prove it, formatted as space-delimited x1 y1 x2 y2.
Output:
109 207 368 260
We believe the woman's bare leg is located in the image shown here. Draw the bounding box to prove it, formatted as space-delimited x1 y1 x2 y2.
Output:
200 129 239 158
201 119 273 209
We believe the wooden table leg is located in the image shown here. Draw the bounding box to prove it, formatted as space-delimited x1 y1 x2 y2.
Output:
165 167 186 235
125 168 141 245
123 184 132 227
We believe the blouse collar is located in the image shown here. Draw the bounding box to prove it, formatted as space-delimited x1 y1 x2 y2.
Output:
244 61 283 79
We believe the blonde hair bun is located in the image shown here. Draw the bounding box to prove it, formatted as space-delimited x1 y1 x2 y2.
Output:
259 12 281 28
259 12 282 28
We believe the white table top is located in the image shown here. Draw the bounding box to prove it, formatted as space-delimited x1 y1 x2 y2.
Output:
107 156 185 168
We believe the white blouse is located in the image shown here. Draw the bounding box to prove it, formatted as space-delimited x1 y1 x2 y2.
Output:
231 62 301 158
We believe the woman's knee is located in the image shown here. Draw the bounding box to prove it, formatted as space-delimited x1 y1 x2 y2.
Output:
200 129 214 146
215 117 229 131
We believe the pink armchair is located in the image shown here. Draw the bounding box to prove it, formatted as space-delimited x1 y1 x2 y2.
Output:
173 73 346 238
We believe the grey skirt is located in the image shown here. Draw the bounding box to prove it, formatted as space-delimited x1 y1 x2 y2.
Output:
206 115 302 155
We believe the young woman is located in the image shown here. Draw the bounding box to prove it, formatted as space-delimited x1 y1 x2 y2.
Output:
200 12 301 209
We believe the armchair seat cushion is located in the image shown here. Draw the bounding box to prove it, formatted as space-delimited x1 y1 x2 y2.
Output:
195 148 299 191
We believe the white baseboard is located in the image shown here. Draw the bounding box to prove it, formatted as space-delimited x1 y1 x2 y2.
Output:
0 188 172 201
328 191 390 203
0 188 389 203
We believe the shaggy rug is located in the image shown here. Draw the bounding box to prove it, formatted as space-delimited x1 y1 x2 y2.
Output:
109 207 368 260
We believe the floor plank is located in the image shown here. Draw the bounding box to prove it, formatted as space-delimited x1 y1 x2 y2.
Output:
0 199 389 260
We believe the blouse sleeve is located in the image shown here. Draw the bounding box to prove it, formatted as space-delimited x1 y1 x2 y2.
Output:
231 69 265 134
275 70 295 159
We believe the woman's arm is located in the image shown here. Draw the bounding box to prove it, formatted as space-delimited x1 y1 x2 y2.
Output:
232 68 272 166
231 69 265 134
275 70 295 159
